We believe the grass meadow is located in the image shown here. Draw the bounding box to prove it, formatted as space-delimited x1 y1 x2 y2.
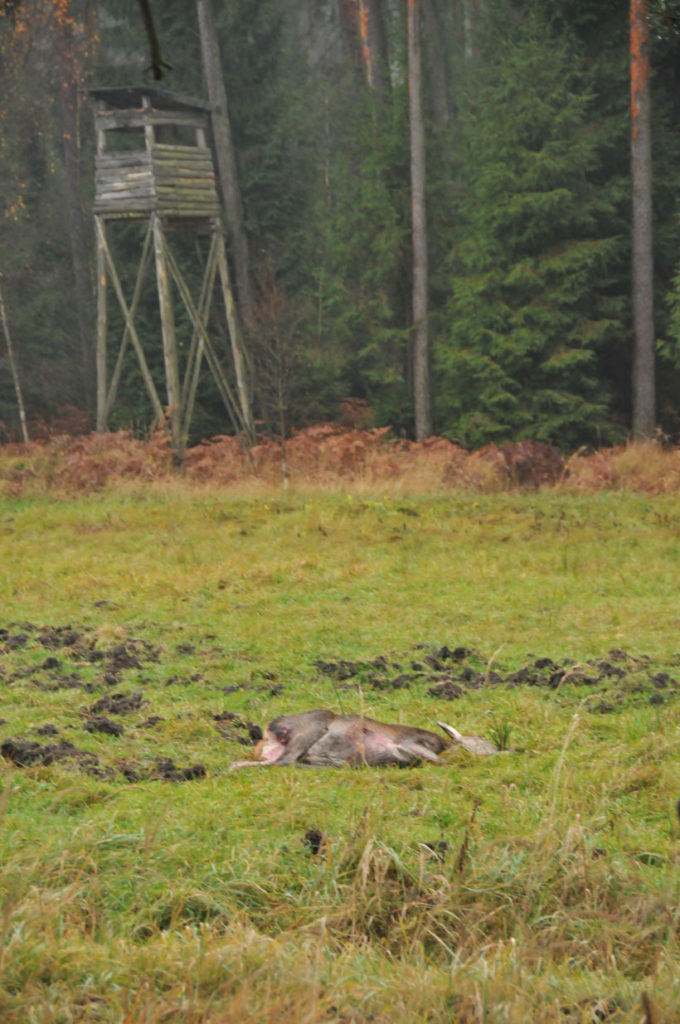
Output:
0 479 679 1022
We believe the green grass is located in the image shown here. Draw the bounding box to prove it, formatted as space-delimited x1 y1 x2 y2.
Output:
0 486 679 1022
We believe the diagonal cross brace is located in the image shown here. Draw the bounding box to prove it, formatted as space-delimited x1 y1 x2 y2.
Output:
103 220 155 424
161 230 248 445
95 218 165 427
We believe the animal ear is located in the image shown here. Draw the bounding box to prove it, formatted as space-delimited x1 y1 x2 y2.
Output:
437 722 463 742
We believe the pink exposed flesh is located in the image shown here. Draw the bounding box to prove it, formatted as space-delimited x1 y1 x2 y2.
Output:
260 737 286 763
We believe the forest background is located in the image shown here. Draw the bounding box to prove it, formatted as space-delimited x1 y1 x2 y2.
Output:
2 0 680 454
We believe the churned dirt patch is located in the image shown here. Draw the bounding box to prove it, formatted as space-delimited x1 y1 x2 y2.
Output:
314 645 680 712
1 622 679 781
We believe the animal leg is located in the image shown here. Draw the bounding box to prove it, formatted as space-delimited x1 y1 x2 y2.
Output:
395 740 440 763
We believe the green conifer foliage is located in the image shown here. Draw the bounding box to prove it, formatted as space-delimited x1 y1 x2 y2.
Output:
0 0 93 433
435 8 628 449
215 0 308 257
311 87 413 429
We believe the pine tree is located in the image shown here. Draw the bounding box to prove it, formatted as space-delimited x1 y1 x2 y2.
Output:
630 0 656 438
408 0 431 439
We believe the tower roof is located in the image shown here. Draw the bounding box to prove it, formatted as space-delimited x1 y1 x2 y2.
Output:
89 86 211 115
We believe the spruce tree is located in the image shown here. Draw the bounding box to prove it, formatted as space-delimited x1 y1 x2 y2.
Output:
435 7 628 449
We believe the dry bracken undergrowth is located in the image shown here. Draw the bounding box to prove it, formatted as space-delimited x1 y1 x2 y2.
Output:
2 427 680 496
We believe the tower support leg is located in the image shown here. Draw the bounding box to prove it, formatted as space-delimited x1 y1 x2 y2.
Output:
95 215 107 432
153 215 181 451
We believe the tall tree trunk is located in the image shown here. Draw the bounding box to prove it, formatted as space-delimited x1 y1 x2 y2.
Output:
358 0 390 100
408 0 431 440
462 0 481 64
422 0 450 129
195 0 254 327
0 278 29 442
630 0 655 439
337 0 362 69
55 6 96 414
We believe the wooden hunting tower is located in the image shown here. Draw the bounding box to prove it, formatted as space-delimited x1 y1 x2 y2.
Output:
91 86 254 455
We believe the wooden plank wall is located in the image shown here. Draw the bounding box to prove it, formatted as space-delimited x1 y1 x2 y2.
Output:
94 144 219 219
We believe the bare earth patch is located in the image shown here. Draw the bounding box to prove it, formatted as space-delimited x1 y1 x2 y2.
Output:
1 622 678 779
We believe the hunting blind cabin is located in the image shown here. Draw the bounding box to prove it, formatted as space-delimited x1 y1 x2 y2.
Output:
91 87 254 457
